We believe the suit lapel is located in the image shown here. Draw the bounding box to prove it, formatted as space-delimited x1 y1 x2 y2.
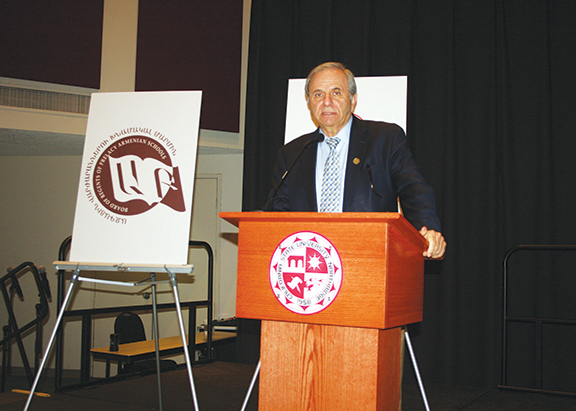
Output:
300 130 321 211
343 117 368 210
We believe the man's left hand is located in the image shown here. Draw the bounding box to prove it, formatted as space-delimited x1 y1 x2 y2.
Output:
419 226 446 259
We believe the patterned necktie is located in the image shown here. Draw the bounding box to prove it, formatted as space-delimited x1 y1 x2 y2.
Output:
320 137 341 212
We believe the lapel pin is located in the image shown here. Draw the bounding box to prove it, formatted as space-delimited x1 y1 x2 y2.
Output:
353 158 360 165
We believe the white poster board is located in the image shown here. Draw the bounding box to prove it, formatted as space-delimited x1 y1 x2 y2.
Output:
70 91 202 265
284 76 407 143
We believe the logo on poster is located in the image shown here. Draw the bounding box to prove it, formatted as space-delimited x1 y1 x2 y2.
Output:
83 129 185 223
269 231 343 314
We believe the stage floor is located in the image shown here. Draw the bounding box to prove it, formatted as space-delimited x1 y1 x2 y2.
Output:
2 361 576 410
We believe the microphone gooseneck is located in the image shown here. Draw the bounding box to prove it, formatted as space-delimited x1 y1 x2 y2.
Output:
265 134 324 211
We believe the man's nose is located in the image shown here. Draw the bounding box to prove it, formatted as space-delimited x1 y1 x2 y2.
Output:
322 94 333 105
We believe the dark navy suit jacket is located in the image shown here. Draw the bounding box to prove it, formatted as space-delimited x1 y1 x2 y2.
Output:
269 116 441 232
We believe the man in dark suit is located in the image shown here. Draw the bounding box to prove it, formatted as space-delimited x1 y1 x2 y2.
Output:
269 62 446 258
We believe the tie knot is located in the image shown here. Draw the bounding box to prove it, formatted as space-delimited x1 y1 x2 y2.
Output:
326 137 340 150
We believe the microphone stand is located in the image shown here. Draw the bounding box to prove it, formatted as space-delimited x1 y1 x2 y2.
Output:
251 136 323 411
264 134 324 211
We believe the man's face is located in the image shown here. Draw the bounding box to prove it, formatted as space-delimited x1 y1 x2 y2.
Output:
308 68 358 137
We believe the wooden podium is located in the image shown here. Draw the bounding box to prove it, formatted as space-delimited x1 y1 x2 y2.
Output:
220 212 427 411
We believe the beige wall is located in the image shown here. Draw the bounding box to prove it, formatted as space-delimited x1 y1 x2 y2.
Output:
0 150 243 372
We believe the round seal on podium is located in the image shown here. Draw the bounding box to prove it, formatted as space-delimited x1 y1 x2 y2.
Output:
269 231 343 314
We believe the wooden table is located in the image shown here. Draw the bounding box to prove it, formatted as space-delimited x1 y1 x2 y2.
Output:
91 331 237 377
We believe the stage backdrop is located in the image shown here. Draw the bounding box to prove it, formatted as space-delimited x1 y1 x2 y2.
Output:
70 91 202 265
242 0 576 389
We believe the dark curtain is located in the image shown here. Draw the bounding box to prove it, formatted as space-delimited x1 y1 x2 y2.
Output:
242 0 576 388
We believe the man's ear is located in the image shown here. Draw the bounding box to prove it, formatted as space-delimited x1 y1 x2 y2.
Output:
351 93 358 112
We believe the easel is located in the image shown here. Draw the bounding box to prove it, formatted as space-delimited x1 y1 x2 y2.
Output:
23 262 200 411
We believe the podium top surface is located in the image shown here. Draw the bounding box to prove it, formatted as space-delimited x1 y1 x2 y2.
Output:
222 211 402 225
220 211 426 248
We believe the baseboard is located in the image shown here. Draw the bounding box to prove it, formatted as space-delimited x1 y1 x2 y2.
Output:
0 366 81 380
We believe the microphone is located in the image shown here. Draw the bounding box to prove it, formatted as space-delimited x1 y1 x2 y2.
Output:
265 134 324 211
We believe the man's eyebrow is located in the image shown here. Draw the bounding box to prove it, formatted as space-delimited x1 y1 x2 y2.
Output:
313 86 343 94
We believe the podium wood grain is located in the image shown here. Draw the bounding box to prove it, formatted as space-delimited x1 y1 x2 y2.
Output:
260 322 403 411
222 212 426 329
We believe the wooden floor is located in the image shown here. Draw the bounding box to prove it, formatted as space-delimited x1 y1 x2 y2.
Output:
2 361 576 410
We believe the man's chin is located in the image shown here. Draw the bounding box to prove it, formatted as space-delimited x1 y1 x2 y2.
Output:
318 116 339 127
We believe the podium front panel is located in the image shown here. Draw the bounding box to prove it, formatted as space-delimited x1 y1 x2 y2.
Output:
259 321 404 410
222 212 426 330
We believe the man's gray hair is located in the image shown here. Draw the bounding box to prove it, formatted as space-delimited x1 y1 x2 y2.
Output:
305 62 357 102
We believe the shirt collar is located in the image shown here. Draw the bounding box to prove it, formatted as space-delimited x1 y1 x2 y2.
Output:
319 115 353 144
